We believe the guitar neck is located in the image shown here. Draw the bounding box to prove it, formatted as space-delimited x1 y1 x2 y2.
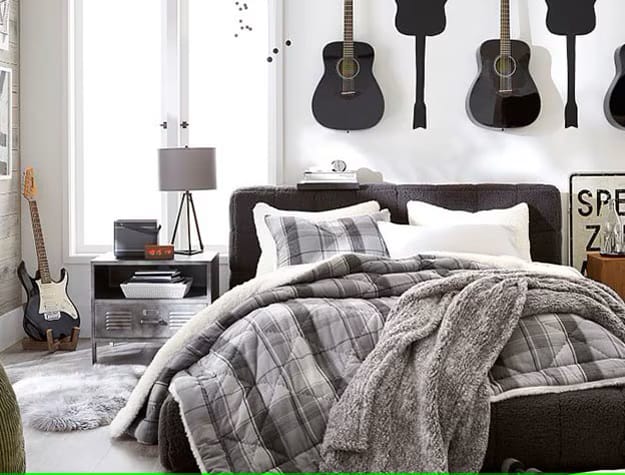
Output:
500 0 511 57
28 200 51 284
343 0 354 59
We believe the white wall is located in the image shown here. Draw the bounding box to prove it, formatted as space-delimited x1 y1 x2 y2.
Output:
283 0 625 186
20 0 625 338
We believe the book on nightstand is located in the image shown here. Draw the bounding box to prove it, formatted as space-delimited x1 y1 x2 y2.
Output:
297 170 360 190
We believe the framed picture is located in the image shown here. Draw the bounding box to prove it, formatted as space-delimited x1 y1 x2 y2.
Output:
0 66 11 179
0 0 10 51
569 173 625 274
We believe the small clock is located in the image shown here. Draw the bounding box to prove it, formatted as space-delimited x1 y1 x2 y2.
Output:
331 160 347 173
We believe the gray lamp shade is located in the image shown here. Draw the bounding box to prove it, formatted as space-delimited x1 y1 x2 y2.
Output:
158 147 217 191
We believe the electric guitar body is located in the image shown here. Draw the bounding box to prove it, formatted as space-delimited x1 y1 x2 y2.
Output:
18 263 79 341
19 167 80 341
605 44 625 129
468 39 541 129
312 40 384 130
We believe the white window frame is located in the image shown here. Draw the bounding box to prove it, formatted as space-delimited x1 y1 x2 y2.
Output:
63 0 283 263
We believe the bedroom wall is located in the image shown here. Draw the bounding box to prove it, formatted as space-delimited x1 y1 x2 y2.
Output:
20 0 625 340
282 0 625 188
0 0 21 350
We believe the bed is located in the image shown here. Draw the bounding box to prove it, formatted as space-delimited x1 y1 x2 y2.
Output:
154 184 625 473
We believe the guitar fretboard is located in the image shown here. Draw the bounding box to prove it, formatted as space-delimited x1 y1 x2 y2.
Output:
29 200 51 284
343 0 354 59
500 0 511 57
499 0 512 93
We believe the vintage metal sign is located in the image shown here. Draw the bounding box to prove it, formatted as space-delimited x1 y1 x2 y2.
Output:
570 173 625 274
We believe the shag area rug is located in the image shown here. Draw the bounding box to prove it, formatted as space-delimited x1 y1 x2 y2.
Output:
5 346 146 432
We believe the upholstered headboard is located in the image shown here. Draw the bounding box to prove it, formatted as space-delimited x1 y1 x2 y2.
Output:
229 184 563 288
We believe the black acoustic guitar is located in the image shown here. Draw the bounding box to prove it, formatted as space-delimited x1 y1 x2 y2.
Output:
311 0 384 131
393 0 448 129
18 168 80 341
545 0 597 128
605 45 625 129
467 0 541 129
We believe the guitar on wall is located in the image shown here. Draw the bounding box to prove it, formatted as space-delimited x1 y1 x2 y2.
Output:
467 0 541 129
393 0 448 129
18 167 80 341
605 45 625 129
311 0 385 131
545 0 597 128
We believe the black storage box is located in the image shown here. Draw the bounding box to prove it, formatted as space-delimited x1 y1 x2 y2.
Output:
114 220 161 259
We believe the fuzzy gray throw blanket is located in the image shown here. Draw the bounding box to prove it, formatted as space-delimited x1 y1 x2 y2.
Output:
321 271 625 472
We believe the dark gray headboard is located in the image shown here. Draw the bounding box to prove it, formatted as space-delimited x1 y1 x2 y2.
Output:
229 184 562 288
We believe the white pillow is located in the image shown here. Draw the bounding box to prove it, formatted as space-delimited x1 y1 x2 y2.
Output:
378 222 524 260
406 201 531 261
253 201 382 276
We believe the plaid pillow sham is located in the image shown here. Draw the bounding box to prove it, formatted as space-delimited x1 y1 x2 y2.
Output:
264 211 391 268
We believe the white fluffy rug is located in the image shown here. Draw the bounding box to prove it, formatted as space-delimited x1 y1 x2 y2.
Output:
6 347 146 432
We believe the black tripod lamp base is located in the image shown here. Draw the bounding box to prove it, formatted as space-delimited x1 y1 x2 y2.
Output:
170 191 205 257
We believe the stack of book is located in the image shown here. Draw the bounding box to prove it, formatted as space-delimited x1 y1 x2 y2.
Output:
128 270 185 284
297 170 360 190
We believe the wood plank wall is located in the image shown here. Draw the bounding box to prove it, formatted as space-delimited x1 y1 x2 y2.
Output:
0 0 20 316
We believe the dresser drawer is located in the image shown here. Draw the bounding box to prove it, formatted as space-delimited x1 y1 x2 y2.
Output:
94 302 207 339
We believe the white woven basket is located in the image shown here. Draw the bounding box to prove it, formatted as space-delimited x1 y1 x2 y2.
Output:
121 278 193 299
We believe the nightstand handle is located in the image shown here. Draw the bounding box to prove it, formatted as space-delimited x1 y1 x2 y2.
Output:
140 319 168 326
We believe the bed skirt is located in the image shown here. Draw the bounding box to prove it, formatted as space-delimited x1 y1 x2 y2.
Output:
158 387 625 473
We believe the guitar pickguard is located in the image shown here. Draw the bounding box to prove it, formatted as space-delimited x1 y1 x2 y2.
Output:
35 278 79 320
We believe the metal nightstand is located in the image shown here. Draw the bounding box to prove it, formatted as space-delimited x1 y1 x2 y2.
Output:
90 251 219 364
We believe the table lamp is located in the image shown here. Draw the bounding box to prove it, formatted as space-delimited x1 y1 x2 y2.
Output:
158 147 217 256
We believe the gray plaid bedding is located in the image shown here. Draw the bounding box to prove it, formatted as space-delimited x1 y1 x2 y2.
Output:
125 254 625 472
264 212 390 267
490 312 625 395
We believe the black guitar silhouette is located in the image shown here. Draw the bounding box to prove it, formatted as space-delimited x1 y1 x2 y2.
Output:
394 0 447 129
545 0 597 128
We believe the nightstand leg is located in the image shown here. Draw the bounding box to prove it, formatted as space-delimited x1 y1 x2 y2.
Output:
91 339 97 364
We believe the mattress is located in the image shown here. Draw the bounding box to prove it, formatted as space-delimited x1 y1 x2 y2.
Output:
159 387 625 473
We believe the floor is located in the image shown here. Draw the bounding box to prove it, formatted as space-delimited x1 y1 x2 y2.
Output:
0 339 166 473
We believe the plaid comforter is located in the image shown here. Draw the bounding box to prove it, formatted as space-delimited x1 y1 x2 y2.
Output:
126 254 625 472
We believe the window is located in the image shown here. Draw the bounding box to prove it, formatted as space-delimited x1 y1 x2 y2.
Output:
187 0 270 248
69 0 277 256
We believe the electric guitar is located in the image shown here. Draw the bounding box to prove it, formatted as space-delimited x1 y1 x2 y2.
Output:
467 0 541 129
18 167 79 341
311 0 385 131
545 0 597 128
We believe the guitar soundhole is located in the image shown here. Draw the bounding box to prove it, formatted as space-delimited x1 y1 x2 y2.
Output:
336 58 361 80
494 55 517 78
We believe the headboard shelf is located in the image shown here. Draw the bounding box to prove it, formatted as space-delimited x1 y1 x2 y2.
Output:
229 184 562 288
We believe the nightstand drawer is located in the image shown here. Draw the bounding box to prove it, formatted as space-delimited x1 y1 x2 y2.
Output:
94 302 207 339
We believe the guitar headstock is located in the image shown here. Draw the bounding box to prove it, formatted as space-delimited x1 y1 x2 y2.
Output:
22 167 37 202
